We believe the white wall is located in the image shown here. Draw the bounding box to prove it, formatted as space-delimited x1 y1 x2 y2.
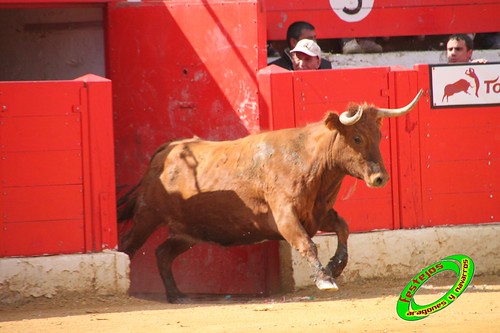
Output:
0 251 129 304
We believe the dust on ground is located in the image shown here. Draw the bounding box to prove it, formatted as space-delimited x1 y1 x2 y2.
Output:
1 275 499 333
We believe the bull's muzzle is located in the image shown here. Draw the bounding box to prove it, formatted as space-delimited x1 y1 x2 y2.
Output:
365 162 389 188
368 173 389 188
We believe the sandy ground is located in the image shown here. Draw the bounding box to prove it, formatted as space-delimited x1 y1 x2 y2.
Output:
1 274 499 333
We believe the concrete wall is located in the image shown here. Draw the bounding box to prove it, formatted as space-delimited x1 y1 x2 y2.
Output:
284 224 500 290
0 251 129 304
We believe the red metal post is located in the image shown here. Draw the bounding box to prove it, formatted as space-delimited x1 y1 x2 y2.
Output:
75 74 117 252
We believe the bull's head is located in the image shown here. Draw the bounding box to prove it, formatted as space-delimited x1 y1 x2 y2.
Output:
324 89 423 188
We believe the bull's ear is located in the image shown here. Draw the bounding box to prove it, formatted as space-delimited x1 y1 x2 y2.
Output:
324 111 341 131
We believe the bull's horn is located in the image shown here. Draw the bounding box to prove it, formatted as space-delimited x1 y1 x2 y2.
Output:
339 106 363 126
377 89 423 118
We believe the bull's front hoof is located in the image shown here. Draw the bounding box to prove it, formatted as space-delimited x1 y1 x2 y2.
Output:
315 279 339 292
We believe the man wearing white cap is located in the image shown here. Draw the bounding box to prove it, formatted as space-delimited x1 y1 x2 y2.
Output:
268 21 331 70
290 39 323 70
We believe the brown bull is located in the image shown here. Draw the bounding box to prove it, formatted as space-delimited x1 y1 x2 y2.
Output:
118 90 423 302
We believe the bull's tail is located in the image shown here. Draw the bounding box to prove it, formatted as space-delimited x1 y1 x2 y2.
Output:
117 181 141 222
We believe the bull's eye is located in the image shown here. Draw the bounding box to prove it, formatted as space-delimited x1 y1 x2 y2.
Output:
354 136 362 144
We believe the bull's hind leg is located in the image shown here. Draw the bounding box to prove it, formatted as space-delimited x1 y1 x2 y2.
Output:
320 209 349 278
119 213 160 258
156 236 194 303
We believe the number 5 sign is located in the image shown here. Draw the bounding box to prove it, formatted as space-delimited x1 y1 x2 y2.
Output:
329 0 375 22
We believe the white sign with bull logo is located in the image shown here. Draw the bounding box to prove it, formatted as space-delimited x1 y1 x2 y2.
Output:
430 62 500 108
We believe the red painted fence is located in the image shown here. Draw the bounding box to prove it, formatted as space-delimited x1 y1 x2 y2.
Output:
0 75 117 257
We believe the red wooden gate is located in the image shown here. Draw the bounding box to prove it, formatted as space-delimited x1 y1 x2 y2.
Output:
0 74 117 257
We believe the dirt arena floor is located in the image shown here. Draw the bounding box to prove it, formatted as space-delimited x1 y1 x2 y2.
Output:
1 274 499 333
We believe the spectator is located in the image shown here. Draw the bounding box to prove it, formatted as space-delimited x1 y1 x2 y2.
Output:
446 34 487 63
268 21 331 70
289 39 323 70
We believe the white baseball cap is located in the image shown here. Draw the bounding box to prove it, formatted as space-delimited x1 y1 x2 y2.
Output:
290 39 322 58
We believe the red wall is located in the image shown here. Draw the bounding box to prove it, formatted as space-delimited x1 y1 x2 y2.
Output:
0 75 117 257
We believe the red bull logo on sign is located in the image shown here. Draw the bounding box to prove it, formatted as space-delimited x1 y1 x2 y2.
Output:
430 63 500 108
